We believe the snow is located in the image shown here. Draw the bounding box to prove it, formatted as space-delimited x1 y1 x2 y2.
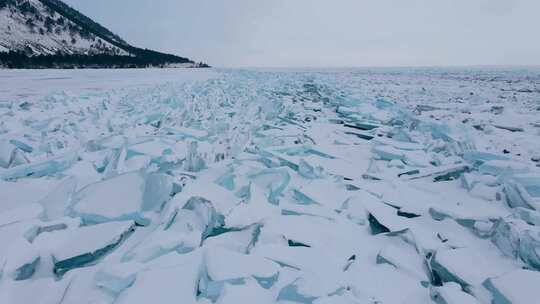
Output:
0 277 70 304
0 178 57 213
431 283 481 304
205 247 279 281
1 67 540 303
95 261 141 294
0 203 43 226
217 279 275 304
0 68 215 102
115 250 202 304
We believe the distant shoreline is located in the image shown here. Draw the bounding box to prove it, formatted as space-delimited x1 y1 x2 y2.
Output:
0 51 210 69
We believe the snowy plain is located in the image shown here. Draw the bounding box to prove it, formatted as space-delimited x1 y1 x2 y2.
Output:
0 67 540 304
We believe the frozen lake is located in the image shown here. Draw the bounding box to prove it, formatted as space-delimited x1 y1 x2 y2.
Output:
0 68 217 102
1 67 540 303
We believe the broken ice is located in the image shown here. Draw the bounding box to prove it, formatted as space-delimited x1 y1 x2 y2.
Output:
1 68 540 303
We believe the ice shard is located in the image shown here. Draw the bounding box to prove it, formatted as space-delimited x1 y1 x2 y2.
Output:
0 140 15 168
3 239 40 281
70 171 171 225
483 269 540 304
0 151 78 180
491 217 540 270
184 141 206 172
1 66 540 302
38 177 77 221
49 221 135 275
248 168 291 205
182 196 225 241
430 247 517 295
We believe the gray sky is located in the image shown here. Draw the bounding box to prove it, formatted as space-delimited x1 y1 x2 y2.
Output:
63 0 540 67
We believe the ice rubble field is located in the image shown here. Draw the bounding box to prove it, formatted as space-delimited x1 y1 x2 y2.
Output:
0 67 540 304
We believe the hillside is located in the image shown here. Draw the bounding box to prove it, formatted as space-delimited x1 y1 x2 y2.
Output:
0 0 208 68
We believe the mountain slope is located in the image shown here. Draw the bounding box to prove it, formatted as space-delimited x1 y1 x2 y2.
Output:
0 0 207 68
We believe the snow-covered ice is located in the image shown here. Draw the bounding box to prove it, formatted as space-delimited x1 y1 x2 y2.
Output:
0 67 540 303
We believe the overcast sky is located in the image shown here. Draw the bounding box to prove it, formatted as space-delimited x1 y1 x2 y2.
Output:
63 0 540 67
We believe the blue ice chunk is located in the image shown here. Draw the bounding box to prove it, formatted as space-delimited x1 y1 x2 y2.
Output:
460 173 498 191
479 160 530 177
375 98 394 109
514 175 540 198
0 140 15 168
9 139 33 153
13 257 40 280
503 178 539 210
70 171 151 225
142 113 165 127
281 209 305 216
235 183 251 200
293 189 319 205
142 173 173 211
491 218 540 271
4 239 41 281
184 141 206 172
2 238 41 281
277 282 317 304
519 232 540 270
254 273 279 289
334 95 361 107
417 122 455 143
526 185 540 198
52 221 136 276
10 148 29 167
182 196 225 240
95 262 139 294
0 151 78 180
199 277 245 302
248 168 291 205
345 122 380 131
274 146 335 159
25 221 72 243
372 145 405 161
298 159 323 179
39 177 78 221
483 269 540 304
430 283 481 304
463 151 509 165
513 208 540 226
430 251 471 291
122 219 199 262
491 218 521 260
215 169 236 191
406 164 471 182
391 129 414 143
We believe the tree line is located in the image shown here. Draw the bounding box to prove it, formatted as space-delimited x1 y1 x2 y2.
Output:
0 51 210 69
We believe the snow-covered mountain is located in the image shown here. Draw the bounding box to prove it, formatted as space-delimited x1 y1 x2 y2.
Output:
0 0 127 56
0 0 207 67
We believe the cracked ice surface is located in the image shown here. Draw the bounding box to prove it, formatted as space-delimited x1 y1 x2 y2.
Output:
1 67 540 303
